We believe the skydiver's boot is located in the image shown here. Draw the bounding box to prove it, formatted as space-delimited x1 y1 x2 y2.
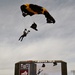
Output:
30 22 38 31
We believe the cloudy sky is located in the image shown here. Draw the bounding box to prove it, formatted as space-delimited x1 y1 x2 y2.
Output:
0 0 75 75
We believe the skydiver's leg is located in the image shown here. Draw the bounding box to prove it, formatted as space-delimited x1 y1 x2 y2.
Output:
19 36 24 41
21 37 24 41
19 35 24 41
19 36 22 41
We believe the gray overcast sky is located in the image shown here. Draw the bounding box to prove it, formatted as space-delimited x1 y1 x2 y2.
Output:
0 0 75 75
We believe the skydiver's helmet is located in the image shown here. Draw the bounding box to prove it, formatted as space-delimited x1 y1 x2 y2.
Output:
25 29 27 31
30 22 38 31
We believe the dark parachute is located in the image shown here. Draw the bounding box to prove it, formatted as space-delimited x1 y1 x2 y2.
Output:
20 4 55 24
30 22 38 31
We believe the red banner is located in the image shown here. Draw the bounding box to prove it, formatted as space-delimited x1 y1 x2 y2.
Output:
20 69 28 75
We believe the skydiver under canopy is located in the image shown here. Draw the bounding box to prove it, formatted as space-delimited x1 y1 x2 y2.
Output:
20 4 55 24
19 29 30 41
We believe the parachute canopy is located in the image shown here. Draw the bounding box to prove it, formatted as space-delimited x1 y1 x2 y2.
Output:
30 22 38 31
20 4 55 23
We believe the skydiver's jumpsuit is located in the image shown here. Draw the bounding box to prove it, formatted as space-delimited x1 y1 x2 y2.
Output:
19 29 28 41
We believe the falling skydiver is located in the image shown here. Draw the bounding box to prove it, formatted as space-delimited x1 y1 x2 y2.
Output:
19 29 30 41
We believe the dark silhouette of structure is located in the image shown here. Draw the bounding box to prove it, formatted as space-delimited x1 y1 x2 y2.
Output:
19 29 30 41
53 61 57 66
14 60 67 75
